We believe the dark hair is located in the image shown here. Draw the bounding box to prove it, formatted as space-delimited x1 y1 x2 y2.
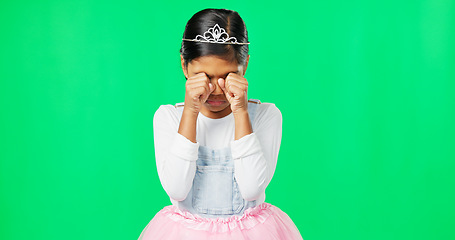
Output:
180 9 249 68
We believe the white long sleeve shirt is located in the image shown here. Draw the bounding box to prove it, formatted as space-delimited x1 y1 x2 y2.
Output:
153 102 282 207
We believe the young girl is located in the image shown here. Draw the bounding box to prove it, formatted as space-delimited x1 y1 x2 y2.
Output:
138 8 303 240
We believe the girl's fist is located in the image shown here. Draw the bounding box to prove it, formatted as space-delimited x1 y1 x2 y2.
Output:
218 73 248 114
184 73 215 114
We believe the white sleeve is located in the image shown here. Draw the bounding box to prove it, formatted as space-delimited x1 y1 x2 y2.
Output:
153 105 199 201
231 104 282 201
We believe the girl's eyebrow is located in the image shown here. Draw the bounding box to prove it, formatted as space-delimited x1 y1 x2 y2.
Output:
195 71 238 78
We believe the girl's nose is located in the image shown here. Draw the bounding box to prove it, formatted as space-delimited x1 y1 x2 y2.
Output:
211 78 223 94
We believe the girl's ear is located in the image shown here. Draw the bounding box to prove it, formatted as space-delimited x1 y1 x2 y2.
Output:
243 55 250 75
180 55 188 78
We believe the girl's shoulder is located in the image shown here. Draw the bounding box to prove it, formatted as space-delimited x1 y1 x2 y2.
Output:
153 104 181 124
252 101 282 124
248 98 280 112
155 102 185 112
243 100 282 129
153 100 281 122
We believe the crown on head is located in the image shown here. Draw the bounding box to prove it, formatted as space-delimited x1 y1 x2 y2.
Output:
182 24 250 45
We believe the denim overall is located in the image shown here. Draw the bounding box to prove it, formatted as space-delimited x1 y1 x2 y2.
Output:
175 99 261 218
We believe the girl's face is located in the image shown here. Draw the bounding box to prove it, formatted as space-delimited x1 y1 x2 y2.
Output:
181 55 248 119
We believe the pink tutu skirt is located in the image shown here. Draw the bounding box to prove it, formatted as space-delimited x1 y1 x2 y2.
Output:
137 202 303 240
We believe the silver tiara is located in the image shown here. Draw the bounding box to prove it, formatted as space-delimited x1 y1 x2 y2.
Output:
182 24 249 45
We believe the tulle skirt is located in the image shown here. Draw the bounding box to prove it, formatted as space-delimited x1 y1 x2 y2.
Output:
137 202 303 240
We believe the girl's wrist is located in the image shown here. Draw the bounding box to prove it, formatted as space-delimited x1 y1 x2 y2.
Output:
232 108 248 117
179 107 199 143
233 110 253 140
183 105 200 116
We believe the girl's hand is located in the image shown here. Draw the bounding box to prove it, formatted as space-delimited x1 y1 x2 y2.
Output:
218 73 248 114
184 73 215 114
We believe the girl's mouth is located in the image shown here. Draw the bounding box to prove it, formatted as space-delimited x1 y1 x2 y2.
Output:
206 100 226 106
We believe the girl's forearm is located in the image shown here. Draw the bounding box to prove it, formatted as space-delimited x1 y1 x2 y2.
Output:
178 108 199 143
234 109 253 140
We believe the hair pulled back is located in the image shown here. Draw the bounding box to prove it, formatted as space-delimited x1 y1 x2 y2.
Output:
180 8 249 68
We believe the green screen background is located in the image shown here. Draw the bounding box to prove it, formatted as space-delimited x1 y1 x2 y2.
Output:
1 0 454 239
